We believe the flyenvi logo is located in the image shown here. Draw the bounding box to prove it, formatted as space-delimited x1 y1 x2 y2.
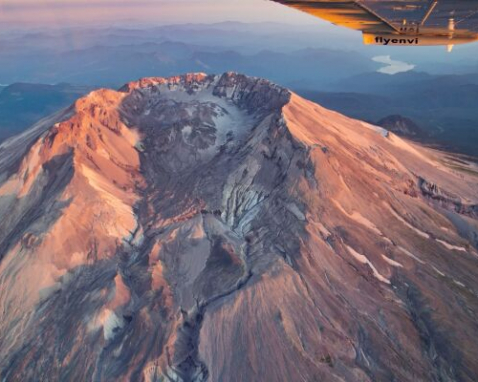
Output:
375 36 419 45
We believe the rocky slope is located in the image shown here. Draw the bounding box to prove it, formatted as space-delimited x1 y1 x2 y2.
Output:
0 72 478 382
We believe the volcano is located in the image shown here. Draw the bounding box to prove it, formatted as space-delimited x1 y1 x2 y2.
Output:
0 73 478 382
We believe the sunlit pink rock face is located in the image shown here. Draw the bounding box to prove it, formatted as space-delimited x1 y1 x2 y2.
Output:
0 73 478 382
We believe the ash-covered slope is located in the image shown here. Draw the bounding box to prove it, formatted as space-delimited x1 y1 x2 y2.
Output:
1 73 478 382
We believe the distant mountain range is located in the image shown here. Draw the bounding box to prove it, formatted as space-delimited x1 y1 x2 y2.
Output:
0 39 378 88
2 22 477 86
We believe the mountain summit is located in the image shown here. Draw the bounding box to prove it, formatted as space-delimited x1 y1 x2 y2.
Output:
1 73 478 382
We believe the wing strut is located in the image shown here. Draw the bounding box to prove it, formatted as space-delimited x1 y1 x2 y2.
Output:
355 1 400 32
421 1 439 26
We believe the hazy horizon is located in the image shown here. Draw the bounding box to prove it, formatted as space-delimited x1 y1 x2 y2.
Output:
0 0 322 28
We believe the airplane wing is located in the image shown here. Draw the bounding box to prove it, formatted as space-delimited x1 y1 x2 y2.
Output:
271 0 478 48
271 0 399 33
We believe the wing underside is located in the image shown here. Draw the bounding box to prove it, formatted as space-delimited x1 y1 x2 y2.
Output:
272 0 478 37
273 0 397 33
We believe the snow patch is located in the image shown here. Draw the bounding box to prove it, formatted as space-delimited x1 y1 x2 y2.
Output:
398 246 426 264
334 200 382 236
360 121 389 138
346 245 390 284
103 310 124 340
88 308 124 340
436 239 467 253
432 266 467 289
432 266 446 277
382 254 403 268
286 202 306 221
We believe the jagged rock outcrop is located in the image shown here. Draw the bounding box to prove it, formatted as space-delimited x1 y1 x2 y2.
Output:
1 73 478 382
